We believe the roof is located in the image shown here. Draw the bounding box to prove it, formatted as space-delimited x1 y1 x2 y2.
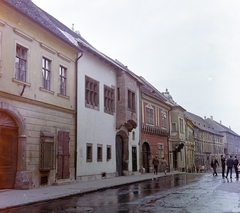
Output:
139 76 170 103
205 118 240 137
184 111 223 136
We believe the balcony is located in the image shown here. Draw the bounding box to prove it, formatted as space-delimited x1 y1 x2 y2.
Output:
141 123 169 136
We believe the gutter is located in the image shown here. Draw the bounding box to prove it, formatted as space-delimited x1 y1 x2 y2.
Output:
74 51 84 180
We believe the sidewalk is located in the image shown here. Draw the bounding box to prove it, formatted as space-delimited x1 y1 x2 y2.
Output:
0 171 182 211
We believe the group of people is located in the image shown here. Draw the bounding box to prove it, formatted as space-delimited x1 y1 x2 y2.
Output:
211 155 239 178
152 155 168 175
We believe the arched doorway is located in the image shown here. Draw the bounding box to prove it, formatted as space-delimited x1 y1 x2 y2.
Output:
142 142 150 173
0 112 18 189
116 135 123 176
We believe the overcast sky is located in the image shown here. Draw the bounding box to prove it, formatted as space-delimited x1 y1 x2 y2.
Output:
33 0 240 134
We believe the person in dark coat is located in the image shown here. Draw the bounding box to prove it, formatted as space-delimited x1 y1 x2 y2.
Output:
221 155 226 178
226 155 234 178
152 155 159 175
233 155 239 179
211 156 219 176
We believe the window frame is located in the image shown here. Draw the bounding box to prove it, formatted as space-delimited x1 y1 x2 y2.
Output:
107 145 111 161
104 85 115 115
59 65 67 96
179 118 184 133
42 57 51 90
15 44 28 82
85 76 99 110
39 131 55 171
86 143 93 162
127 89 136 112
161 110 167 128
97 144 102 162
146 105 154 125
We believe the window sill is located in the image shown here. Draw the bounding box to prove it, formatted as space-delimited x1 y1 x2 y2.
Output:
12 78 31 87
85 103 99 111
57 93 70 100
39 87 54 95
104 109 114 115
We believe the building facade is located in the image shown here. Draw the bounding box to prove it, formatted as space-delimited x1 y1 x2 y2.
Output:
140 78 171 173
185 112 224 170
0 0 80 189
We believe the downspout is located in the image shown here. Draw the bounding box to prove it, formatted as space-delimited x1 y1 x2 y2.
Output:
75 51 84 180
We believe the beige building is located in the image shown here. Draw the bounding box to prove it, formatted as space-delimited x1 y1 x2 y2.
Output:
0 0 80 189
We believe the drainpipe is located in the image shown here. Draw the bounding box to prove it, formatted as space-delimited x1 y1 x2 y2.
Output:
74 51 84 180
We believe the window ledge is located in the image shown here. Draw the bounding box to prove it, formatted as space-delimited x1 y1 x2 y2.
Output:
57 93 70 100
39 87 54 95
12 78 31 87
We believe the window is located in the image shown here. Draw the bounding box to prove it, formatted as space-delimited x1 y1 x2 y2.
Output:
86 143 92 162
85 76 99 109
15 44 27 82
104 85 115 114
158 143 164 159
128 90 135 111
161 111 167 128
97 144 102 162
107 145 111 161
42 57 51 90
146 105 154 124
172 123 176 132
59 66 67 95
179 118 184 133
117 88 120 101
132 131 135 140
40 131 54 171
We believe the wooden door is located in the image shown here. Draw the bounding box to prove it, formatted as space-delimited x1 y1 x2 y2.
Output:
116 135 123 176
57 131 70 179
142 142 150 173
0 128 18 189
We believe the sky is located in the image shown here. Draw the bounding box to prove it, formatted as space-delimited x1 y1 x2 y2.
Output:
32 0 240 134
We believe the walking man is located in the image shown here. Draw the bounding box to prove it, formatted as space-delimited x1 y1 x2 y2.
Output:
211 156 219 176
221 155 226 178
226 155 234 178
152 155 159 175
233 155 239 179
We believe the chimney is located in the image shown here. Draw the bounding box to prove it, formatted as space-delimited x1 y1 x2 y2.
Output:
210 116 213 120
220 120 222 124
204 116 206 119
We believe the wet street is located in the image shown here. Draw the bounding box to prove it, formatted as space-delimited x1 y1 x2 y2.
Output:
1 173 240 213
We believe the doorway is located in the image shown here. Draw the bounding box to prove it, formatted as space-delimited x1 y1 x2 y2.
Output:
0 111 18 189
116 135 123 176
142 142 150 173
57 131 70 179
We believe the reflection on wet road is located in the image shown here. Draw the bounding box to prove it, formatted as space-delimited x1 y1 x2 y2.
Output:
1 173 240 213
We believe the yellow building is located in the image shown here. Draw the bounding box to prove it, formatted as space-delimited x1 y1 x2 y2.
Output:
0 0 80 189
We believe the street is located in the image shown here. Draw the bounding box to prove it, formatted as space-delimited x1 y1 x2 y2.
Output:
1 173 240 213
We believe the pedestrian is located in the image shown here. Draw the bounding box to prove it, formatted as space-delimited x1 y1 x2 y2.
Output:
233 155 239 179
152 155 159 175
161 157 168 175
221 155 226 178
226 155 234 178
210 156 219 176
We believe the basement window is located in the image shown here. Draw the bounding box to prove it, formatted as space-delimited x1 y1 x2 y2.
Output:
40 131 54 171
